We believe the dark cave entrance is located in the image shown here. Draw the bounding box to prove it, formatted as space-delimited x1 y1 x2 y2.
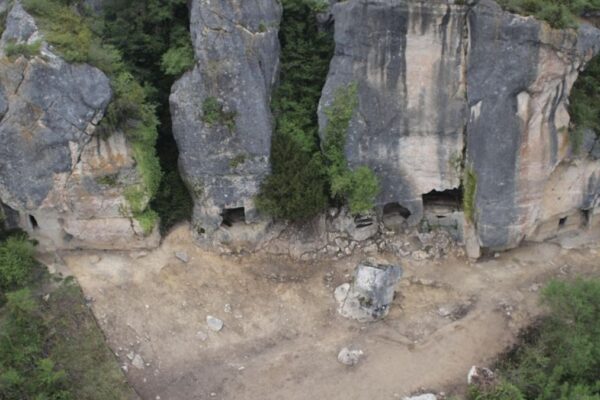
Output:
558 216 568 230
581 209 592 228
422 188 462 212
29 215 39 230
221 208 246 227
383 202 412 219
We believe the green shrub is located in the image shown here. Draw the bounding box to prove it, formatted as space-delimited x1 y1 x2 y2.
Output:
0 236 35 290
161 41 194 76
468 381 525 400
202 97 236 131
463 167 477 223
490 279 600 400
322 83 379 215
4 40 41 58
0 289 71 400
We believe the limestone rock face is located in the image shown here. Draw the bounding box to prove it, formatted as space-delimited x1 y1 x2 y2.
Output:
321 0 600 252
319 0 468 225
467 0 600 249
0 3 159 250
170 0 282 246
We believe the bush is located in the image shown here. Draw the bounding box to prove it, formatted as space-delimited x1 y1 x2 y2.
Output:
202 97 236 131
161 44 195 76
322 83 379 215
4 40 41 58
0 236 35 290
485 279 600 400
468 381 525 400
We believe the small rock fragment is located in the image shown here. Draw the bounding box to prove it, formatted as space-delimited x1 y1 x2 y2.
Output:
207 315 224 332
175 251 189 263
224 304 232 313
196 330 208 341
468 365 495 385
403 395 437 400
131 354 145 370
337 347 363 366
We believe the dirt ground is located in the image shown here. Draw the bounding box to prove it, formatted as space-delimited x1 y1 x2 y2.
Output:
49 224 600 400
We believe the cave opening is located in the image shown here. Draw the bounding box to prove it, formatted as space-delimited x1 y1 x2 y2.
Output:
221 208 246 227
422 189 462 213
581 209 591 228
383 202 411 219
29 215 39 230
559 216 568 229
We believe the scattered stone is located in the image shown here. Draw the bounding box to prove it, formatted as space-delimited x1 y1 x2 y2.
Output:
131 354 145 370
468 365 495 386
412 250 429 261
196 331 208 341
43 293 50 302
337 347 363 366
207 315 224 332
130 251 148 260
336 260 403 322
126 351 135 361
175 251 189 263
403 394 437 400
528 283 542 292
121 365 128 372
224 304 232 313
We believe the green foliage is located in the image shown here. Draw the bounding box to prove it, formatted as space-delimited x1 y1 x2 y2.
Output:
95 174 118 187
463 167 477 223
161 36 195 76
0 236 35 290
468 381 525 400
151 169 193 234
259 0 379 219
256 134 329 220
322 83 379 215
570 55 600 153
202 97 237 131
496 0 600 28
4 40 41 58
0 289 72 400
477 279 600 400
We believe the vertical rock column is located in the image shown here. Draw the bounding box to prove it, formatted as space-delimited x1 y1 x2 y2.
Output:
466 0 600 249
170 0 282 247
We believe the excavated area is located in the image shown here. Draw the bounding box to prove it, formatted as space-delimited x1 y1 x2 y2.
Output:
40 225 600 400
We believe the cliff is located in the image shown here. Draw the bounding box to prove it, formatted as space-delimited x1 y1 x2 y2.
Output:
0 2 159 250
319 0 600 252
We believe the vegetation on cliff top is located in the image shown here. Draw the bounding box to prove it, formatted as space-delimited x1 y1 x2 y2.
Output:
497 0 600 28
257 0 379 221
570 54 600 152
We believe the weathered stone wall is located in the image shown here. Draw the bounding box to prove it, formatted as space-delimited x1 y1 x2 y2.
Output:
170 0 282 247
319 0 468 225
0 3 159 250
466 0 600 249
320 0 600 253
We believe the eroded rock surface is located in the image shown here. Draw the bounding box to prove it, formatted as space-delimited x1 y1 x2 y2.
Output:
0 3 159 250
321 0 600 253
335 260 403 322
170 0 282 248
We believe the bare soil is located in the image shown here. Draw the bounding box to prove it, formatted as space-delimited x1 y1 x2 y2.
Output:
49 224 600 400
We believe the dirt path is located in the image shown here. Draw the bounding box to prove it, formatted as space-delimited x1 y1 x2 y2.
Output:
51 225 600 400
